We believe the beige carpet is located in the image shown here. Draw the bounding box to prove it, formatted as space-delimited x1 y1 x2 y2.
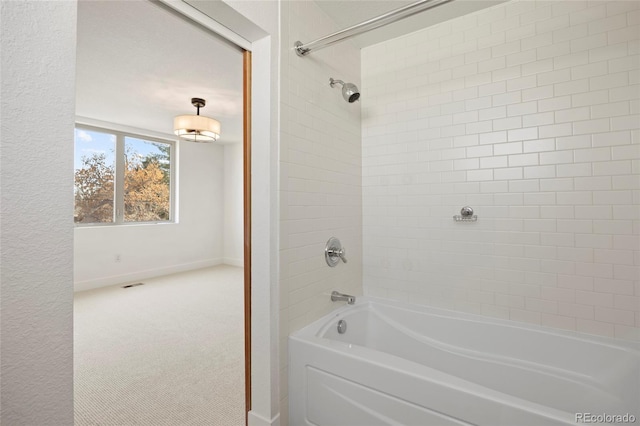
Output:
74 265 245 426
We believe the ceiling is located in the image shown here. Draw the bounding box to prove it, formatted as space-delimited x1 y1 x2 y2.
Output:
76 1 505 141
75 0 244 143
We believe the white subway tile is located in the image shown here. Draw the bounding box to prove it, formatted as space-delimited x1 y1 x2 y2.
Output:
574 206 612 220
591 72 630 92
576 289 614 307
611 114 640 131
554 24 588 43
557 191 592 205
557 274 594 292
524 165 556 179
591 101 630 119
574 176 612 191
495 167 523 180
592 131 632 147
539 13 570 32
594 249 635 266
540 150 574 165
509 179 539 193
479 131 507 145
573 118 611 135
480 155 508 169
588 12 627 35
524 138 555 153
507 50 537 67
575 234 612 249
555 106 591 123
612 144 640 161
613 264 640 281
609 84 640 102
556 163 593 177
522 33 553 50
554 51 589 70
467 169 494 181
593 160 633 176
540 123 573 138
454 134 479 147
596 190 634 206
523 85 555 101
612 175 640 190
556 134 591 150
538 68 571 86
523 112 555 127
571 89 609 107
540 178 574 192
589 42 629 62
522 59 554 76
574 147 612 163
480 106 507 121
595 306 635 326
539 95 572 112
555 79 590 96
541 206 575 219
492 40 521 58
558 219 593 234
571 5 607 26
509 153 539 167
571 33 608 53
507 102 538 117
493 116 523 131
593 219 634 235
608 25 640 45
559 302 594 319
608 55 640 73
493 91 522 107
537 41 571 60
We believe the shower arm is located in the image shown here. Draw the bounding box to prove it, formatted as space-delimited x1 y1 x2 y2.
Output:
294 0 453 57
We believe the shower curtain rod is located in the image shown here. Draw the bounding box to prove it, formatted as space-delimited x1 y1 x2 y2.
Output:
294 0 454 57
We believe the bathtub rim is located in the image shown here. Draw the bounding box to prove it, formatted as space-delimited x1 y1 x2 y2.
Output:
292 296 640 353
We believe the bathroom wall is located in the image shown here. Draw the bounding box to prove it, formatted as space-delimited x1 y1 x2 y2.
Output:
362 0 639 340
1 1 76 423
279 1 362 422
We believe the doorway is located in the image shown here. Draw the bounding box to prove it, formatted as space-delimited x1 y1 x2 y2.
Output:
73 1 251 424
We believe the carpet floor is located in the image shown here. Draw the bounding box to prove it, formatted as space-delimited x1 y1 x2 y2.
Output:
74 265 245 426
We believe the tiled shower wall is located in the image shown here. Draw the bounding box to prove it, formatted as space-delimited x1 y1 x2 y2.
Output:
362 0 639 340
280 1 362 422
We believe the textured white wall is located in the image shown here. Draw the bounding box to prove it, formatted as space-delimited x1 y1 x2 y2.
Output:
0 1 76 424
74 142 225 291
279 2 362 424
362 0 640 340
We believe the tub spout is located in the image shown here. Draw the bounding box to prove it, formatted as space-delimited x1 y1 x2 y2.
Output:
331 291 355 305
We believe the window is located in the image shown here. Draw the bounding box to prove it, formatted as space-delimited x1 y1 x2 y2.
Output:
74 125 175 225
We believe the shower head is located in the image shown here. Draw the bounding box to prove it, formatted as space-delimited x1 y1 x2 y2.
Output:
330 78 360 103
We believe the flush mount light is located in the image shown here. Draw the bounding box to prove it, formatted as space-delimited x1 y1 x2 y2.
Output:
173 97 221 142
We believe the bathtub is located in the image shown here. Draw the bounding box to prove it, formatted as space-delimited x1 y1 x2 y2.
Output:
289 297 640 425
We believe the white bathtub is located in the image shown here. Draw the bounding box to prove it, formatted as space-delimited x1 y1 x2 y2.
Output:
289 297 640 425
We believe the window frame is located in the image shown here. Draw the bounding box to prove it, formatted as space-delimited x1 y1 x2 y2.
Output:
74 123 177 226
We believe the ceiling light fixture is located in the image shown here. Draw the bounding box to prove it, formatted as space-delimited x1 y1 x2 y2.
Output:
174 97 221 142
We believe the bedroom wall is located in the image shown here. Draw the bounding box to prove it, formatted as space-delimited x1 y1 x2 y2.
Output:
361 0 640 340
74 141 226 291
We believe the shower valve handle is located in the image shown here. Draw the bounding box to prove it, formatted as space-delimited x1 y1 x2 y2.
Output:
325 237 347 267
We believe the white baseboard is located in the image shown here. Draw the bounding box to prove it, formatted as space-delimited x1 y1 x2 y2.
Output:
74 258 223 292
248 411 280 426
223 257 244 267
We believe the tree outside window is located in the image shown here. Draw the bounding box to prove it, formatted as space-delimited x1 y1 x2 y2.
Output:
74 127 174 225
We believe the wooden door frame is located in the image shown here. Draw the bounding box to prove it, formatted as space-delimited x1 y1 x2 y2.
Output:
242 50 252 420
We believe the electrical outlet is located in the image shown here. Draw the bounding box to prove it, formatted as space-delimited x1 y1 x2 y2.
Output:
115 254 121 263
